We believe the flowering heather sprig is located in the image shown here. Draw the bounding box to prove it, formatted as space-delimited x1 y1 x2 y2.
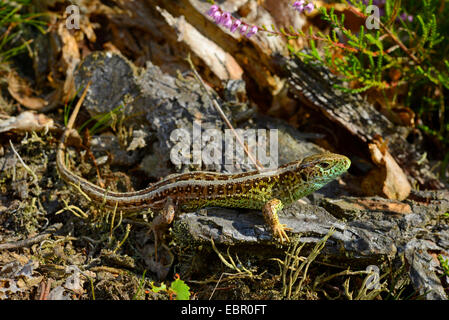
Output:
293 1 314 14
207 2 314 38
399 12 414 23
206 4 259 38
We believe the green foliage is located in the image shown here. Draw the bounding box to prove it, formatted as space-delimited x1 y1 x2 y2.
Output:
0 0 46 62
77 104 125 136
150 275 191 300
294 0 449 162
438 255 449 277
169 277 191 300
132 270 147 300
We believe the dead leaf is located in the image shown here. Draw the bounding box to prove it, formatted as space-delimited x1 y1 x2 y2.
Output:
141 243 172 280
362 137 412 200
7 71 48 110
390 106 415 127
0 111 55 133
57 22 81 104
47 286 72 300
64 266 84 295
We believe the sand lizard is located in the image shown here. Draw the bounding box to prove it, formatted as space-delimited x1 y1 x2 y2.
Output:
56 99 350 242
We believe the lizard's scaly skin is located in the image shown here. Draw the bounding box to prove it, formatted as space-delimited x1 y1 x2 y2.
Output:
57 129 350 242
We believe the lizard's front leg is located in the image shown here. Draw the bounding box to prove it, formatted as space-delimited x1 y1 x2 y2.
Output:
262 199 292 243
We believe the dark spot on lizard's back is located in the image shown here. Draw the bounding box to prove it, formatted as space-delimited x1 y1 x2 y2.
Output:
198 173 235 181
144 194 157 204
203 174 221 181
262 176 273 185
235 184 242 194
242 180 253 192
133 198 144 207
231 171 256 180
216 184 225 195
152 172 203 187
193 184 205 196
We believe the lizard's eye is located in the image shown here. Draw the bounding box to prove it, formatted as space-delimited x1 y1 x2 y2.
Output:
318 162 330 169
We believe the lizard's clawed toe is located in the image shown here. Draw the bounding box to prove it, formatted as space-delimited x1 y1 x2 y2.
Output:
273 223 291 243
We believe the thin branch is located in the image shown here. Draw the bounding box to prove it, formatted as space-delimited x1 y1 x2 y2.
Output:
0 223 63 250
67 81 91 131
185 55 264 171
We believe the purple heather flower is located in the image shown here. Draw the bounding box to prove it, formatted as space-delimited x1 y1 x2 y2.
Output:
295 4 305 13
207 5 219 17
221 13 233 28
398 12 413 23
205 4 258 38
220 12 231 25
230 19 242 32
239 24 248 34
223 19 233 29
212 10 222 23
246 26 258 38
293 0 306 8
304 2 314 13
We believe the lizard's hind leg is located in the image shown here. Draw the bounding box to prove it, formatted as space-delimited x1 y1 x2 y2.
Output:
149 197 176 261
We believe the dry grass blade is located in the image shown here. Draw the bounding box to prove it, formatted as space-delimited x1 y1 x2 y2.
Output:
279 227 335 299
55 199 89 219
9 139 41 194
210 238 254 277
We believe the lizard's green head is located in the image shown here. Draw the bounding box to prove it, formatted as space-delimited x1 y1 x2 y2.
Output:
277 152 350 204
296 152 351 189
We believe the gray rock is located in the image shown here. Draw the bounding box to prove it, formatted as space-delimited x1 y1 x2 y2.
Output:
173 202 397 265
173 191 449 299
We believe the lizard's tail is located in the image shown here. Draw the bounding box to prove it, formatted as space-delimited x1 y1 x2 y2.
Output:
56 82 159 211
56 81 107 201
